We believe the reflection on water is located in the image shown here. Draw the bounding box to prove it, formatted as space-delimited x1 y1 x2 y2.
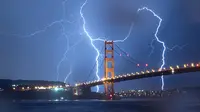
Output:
0 99 200 112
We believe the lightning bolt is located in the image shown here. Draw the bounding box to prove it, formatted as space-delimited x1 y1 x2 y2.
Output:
149 39 187 57
167 44 188 51
64 65 72 83
80 0 104 92
56 38 82 81
80 0 135 92
0 0 81 82
138 7 166 90
114 22 134 42
148 39 156 57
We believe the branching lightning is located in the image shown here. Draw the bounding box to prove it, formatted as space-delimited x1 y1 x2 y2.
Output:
80 0 110 92
80 0 135 92
0 0 81 83
114 22 134 43
56 38 83 81
167 44 188 51
149 39 187 57
138 7 166 90
1 0 187 92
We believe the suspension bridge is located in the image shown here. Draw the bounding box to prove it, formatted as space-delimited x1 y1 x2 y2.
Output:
73 41 200 100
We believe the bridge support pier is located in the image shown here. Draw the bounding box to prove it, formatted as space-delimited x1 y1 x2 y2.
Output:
73 86 91 96
104 41 115 100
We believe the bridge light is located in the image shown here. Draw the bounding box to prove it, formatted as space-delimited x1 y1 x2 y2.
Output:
141 71 144 74
187 64 189 66
152 69 155 72
145 64 148 67
163 68 166 70
176 65 179 69
146 70 150 73
184 64 187 68
170 66 173 70
127 53 129 57
136 72 140 75
137 64 140 67
191 63 194 67
196 64 199 67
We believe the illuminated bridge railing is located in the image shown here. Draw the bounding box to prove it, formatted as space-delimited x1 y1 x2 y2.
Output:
76 63 200 87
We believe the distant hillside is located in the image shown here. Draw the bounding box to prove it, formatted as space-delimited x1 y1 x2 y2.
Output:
0 79 65 86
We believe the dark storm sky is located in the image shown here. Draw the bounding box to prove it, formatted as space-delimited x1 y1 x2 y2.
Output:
0 0 200 91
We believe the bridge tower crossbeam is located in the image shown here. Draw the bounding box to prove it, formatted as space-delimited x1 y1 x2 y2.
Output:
104 41 115 100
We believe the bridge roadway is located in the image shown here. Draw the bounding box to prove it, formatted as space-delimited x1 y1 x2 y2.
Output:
76 64 200 87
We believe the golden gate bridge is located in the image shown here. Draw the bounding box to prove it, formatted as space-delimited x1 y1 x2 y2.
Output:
73 41 200 100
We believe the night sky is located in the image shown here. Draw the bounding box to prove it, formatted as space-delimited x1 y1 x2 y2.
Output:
0 0 200 92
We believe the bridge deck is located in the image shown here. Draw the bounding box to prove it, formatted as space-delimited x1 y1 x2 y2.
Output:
76 65 200 87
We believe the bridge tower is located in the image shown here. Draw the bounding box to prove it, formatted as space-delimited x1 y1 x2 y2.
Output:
104 41 115 100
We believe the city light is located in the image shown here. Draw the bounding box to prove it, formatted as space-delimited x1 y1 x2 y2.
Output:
38 86 46 90
171 68 175 74
54 87 59 91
